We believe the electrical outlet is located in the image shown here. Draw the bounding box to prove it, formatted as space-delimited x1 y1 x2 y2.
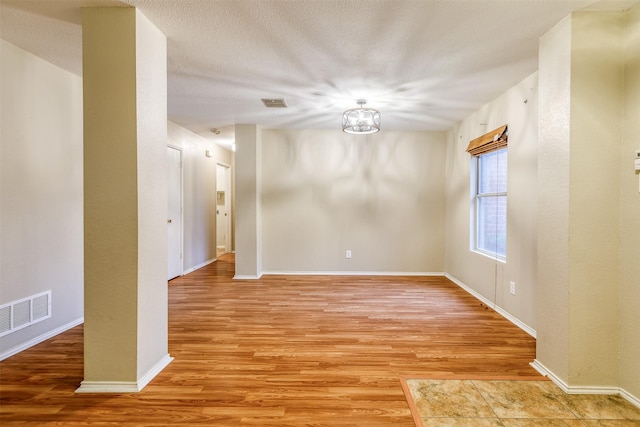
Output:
345 250 352 259
509 281 516 295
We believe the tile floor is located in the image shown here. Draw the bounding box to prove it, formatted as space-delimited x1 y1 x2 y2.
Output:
403 379 640 426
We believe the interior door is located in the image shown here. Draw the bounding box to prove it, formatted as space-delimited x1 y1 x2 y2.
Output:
167 146 182 280
216 164 230 254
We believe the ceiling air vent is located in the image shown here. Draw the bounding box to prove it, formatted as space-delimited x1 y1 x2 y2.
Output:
261 98 288 108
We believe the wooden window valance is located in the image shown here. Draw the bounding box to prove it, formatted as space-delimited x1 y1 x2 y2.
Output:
466 125 508 156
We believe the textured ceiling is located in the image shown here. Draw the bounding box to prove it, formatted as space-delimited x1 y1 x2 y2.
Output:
1 0 636 146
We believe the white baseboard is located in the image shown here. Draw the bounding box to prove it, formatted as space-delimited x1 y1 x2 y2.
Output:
75 380 142 393
138 354 173 390
531 359 640 409
233 274 263 280
0 317 84 361
183 258 216 275
236 271 444 281
445 273 536 338
530 359 569 390
76 353 173 393
492 304 537 338
620 388 640 410
262 271 446 276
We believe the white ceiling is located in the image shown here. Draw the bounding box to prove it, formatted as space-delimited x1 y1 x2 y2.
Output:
1 0 636 147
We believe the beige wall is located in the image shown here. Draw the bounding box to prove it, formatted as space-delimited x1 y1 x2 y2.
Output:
620 3 640 401
1 103 229 362
133 9 170 382
0 40 84 357
261 130 446 273
537 7 639 402
0 41 229 358
536 14 572 382
445 73 539 330
568 10 623 389
82 8 139 381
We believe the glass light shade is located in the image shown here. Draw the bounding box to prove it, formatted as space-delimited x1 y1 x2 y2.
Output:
342 102 380 134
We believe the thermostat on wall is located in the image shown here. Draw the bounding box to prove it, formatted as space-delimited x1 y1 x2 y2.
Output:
635 150 640 194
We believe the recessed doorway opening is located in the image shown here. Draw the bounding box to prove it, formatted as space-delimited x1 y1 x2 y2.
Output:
216 163 232 257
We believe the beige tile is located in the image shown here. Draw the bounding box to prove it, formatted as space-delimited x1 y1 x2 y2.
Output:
420 417 502 426
473 380 577 419
406 379 495 418
560 394 640 420
501 419 587 427
582 420 640 426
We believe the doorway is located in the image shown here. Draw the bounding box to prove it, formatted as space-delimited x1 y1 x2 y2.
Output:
167 146 183 280
216 163 231 257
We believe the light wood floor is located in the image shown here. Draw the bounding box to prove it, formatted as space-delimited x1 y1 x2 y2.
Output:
0 254 540 426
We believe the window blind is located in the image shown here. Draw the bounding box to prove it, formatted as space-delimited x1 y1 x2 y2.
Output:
466 125 508 156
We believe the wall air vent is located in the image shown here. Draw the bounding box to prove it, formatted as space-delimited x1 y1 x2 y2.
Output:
261 98 288 108
0 291 51 337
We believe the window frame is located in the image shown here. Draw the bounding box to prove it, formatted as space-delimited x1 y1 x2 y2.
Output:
471 147 507 262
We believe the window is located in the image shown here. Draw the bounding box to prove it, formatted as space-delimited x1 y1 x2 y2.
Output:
473 148 507 260
466 125 508 261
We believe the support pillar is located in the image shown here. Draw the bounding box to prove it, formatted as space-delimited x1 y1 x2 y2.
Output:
536 11 624 390
77 7 171 393
234 124 262 279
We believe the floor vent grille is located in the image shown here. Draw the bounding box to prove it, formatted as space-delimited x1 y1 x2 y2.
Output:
0 291 51 337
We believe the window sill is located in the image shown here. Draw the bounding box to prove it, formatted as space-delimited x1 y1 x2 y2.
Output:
471 249 506 264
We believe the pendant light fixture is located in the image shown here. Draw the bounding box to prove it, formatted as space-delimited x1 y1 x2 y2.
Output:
342 99 381 134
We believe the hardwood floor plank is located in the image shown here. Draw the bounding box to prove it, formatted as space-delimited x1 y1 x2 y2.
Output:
0 254 540 425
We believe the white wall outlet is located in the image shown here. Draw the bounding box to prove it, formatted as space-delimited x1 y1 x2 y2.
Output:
345 250 352 259
509 281 516 295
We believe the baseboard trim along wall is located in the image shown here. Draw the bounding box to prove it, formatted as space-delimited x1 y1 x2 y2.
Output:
0 317 84 361
531 359 640 410
233 274 263 280
262 271 446 276
445 273 537 338
183 257 216 275
75 354 173 393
